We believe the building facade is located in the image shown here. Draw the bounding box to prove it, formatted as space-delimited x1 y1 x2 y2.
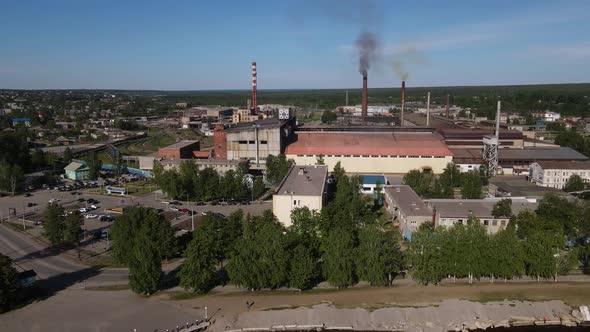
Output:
384 185 433 241
429 198 538 234
285 131 453 174
529 160 590 189
158 141 200 160
272 165 328 227
64 160 90 180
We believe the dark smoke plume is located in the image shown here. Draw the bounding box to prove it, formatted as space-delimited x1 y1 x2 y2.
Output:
356 31 378 76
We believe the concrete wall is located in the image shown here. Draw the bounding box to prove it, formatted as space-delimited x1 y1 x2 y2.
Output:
227 127 282 161
287 155 452 174
273 194 323 227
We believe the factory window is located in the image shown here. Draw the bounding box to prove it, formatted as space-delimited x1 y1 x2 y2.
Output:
238 140 247 144
398 156 406 158
260 140 268 144
380 155 387 158
248 140 255 144
362 155 370 158
409 156 419 158
435 156 445 158
390 155 397 158
352 155 360 157
421 156 432 158
297 155 304 157
344 155 351 157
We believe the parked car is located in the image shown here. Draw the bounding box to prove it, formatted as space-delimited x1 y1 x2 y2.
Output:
49 198 60 203
84 214 98 219
169 206 179 212
27 202 36 207
179 208 190 214
78 198 85 202
194 201 205 206
187 210 197 216
79 207 87 213
89 204 98 210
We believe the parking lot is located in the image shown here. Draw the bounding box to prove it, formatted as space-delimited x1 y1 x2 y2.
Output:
1 187 273 254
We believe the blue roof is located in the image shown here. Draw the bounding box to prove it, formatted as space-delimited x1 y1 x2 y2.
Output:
361 175 387 185
12 117 31 122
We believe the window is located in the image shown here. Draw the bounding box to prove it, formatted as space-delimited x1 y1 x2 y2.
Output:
398 156 406 158
362 155 370 158
248 140 255 144
409 156 419 158
260 140 268 144
435 156 445 158
492 220 498 226
293 200 297 205
483 220 489 226
501 220 506 226
238 140 247 144
352 155 360 157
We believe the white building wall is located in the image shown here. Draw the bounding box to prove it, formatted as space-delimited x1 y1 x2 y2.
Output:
530 163 590 189
272 194 323 227
287 155 452 174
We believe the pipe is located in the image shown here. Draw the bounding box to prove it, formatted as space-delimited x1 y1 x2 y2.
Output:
495 100 501 138
362 75 368 117
251 61 257 113
426 92 430 127
401 80 405 125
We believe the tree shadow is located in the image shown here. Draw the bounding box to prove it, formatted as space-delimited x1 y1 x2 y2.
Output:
36 267 102 299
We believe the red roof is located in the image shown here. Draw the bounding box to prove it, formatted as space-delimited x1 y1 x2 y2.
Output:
285 132 453 157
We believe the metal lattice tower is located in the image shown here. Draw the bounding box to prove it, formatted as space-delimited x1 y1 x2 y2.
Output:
482 101 501 176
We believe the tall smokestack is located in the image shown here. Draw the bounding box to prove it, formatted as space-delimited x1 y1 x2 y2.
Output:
495 101 501 138
362 75 368 118
400 80 406 125
445 94 450 118
251 61 257 113
426 91 430 127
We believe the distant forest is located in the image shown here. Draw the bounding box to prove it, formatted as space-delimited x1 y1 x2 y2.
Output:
102 83 590 118
3 83 589 118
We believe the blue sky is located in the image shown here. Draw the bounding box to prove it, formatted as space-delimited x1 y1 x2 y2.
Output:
1 0 590 90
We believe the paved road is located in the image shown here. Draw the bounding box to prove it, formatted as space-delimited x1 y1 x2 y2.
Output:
0 222 129 288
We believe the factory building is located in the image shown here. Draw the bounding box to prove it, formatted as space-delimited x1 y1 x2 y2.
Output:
273 165 328 227
529 160 590 189
285 131 453 174
214 118 296 162
451 147 589 175
438 128 525 149
158 141 201 160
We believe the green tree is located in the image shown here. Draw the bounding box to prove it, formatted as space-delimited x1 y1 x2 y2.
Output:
536 193 579 238
356 225 401 286
490 226 524 281
0 254 20 313
252 176 265 199
86 151 102 180
179 226 218 293
43 203 65 246
322 227 356 288
227 211 288 290
63 211 82 248
492 198 512 218
408 225 446 285
460 170 482 199
524 230 562 281
288 244 319 290
31 149 46 168
0 162 24 194
128 228 162 295
403 169 435 197
564 174 585 192
321 110 337 124
265 154 292 184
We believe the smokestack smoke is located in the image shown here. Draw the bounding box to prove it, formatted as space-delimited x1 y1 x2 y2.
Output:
362 75 368 117
356 31 378 76
401 81 406 125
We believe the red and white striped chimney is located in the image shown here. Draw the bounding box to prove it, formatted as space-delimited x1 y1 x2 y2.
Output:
251 61 257 113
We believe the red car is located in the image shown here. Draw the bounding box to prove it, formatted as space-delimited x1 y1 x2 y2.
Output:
179 208 190 214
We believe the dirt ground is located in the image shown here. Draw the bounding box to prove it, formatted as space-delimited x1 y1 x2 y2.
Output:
165 282 590 328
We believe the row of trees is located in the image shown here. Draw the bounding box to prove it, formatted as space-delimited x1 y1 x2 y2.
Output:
0 254 21 313
43 204 83 250
403 163 485 199
109 207 177 294
178 162 400 293
409 219 575 285
153 160 265 202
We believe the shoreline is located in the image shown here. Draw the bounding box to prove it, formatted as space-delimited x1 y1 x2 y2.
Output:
209 300 588 332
